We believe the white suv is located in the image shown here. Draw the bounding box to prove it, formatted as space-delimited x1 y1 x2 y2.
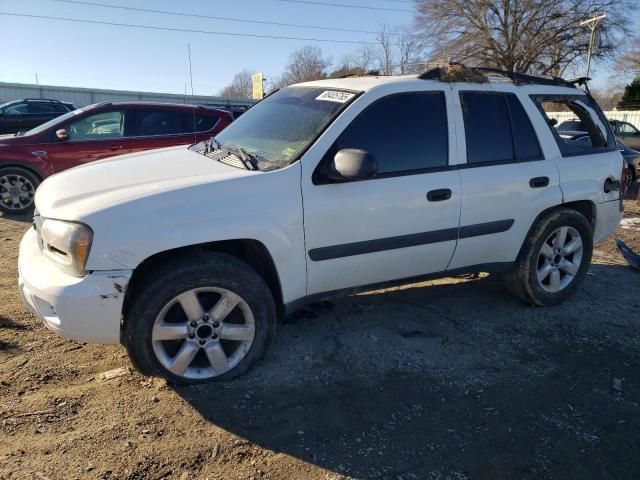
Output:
18 68 624 384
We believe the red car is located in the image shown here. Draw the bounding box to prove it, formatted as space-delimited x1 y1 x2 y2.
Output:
0 101 233 214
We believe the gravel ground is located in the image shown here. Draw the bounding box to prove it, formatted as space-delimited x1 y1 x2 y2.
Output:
0 200 639 480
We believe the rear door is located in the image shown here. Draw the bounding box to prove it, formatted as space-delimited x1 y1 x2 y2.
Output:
124 108 225 153
25 102 63 129
447 86 563 270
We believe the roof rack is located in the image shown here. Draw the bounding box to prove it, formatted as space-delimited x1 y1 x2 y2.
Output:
23 98 65 103
417 64 577 89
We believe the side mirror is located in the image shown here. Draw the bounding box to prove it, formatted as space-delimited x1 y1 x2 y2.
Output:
326 149 378 181
55 129 68 141
548 118 558 127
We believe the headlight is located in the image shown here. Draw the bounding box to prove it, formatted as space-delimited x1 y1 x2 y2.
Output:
39 219 93 276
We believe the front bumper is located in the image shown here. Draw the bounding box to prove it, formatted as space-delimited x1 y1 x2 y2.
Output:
18 227 131 344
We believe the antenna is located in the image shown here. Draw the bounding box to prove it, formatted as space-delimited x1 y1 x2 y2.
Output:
187 43 197 145
580 13 607 79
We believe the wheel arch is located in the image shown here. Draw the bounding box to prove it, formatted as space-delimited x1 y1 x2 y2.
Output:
0 162 46 181
516 200 596 261
121 238 285 331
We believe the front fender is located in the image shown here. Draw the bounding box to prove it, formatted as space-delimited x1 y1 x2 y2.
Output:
84 165 307 304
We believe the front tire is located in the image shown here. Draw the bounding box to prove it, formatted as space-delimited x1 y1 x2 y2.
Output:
504 208 593 306
123 252 276 385
0 167 39 215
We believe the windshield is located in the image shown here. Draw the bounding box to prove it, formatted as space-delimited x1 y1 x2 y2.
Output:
23 108 85 136
212 86 358 168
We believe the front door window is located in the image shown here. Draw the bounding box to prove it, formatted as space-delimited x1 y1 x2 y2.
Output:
65 111 125 141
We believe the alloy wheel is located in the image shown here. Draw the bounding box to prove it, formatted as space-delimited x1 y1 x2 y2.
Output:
151 287 255 380
536 226 584 293
0 173 35 212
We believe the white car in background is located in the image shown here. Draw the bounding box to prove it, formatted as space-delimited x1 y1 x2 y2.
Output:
18 67 624 384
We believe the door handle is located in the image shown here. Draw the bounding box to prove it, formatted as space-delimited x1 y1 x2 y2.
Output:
529 176 549 188
109 146 123 150
427 188 452 202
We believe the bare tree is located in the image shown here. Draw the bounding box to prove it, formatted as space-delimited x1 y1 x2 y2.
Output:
218 70 254 99
617 34 640 76
414 0 631 75
396 28 423 74
341 46 375 73
376 23 395 75
280 46 330 86
590 87 624 110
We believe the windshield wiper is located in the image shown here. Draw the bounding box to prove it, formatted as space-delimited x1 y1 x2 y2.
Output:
229 145 259 171
202 138 259 171
204 136 221 155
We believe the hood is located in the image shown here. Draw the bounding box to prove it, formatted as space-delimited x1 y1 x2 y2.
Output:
35 145 251 220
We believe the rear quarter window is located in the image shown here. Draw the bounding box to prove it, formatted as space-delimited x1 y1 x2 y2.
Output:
531 94 616 157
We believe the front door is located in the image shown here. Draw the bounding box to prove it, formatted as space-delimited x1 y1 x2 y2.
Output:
614 121 640 150
44 109 131 173
301 88 462 295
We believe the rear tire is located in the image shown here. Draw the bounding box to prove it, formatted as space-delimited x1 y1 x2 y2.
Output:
504 208 593 306
123 252 276 385
0 167 40 215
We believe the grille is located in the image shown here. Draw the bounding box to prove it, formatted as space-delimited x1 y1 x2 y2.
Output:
204 148 245 169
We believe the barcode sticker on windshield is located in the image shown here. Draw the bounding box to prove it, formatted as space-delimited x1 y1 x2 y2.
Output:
315 91 355 103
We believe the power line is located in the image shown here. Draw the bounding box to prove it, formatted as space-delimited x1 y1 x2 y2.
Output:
52 0 388 36
0 12 384 45
276 0 413 13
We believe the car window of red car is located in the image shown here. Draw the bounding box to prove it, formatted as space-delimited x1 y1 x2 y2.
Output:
128 109 219 137
65 111 125 141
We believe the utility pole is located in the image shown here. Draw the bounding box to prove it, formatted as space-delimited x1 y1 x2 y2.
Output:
580 13 607 78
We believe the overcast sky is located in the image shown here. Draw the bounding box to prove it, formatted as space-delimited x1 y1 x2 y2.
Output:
0 0 638 95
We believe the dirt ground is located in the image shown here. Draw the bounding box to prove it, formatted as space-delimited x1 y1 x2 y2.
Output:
1 201 639 480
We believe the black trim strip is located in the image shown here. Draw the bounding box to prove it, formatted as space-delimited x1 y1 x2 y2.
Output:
459 219 514 239
308 219 515 261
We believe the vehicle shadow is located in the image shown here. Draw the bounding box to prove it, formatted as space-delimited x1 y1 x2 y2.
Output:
171 265 640 479
0 313 29 330
0 212 33 223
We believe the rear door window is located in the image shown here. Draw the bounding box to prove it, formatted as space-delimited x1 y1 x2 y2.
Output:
29 103 59 114
507 94 542 160
460 91 542 164
129 109 219 136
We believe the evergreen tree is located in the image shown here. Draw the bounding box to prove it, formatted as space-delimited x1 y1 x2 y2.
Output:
617 78 640 110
